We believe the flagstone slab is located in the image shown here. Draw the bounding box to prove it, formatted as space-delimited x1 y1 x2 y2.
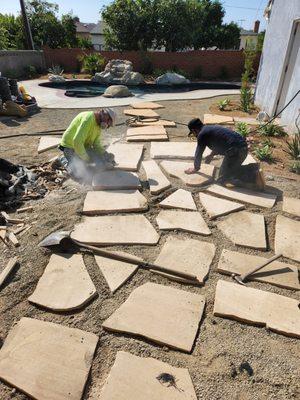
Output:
275 215 300 262
151 142 211 160
154 237 215 284
199 192 245 219
126 126 168 142
132 119 176 127
204 114 234 125
95 252 141 293
124 109 159 118
160 189 197 210
206 184 276 208
28 254 97 311
102 282 205 352
214 280 300 338
106 143 144 171
0 257 18 289
92 170 140 190
161 161 215 187
156 210 211 235
98 351 197 400
142 160 171 194
217 211 267 250
83 190 148 214
71 215 159 246
130 102 164 109
242 154 258 165
217 249 300 290
37 136 61 153
0 317 98 400
282 196 300 217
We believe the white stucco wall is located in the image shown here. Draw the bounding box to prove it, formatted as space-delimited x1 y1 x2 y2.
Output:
255 0 300 132
91 34 105 51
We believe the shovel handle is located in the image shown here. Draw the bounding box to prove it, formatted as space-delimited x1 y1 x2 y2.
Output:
241 253 282 282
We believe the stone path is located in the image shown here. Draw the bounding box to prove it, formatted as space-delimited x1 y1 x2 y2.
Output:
126 126 168 142
161 160 215 187
275 215 300 262
199 192 245 219
142 160 171 194
106 143 144 171
92 170 141 190
37 136 61 153
282 196 300 217
159 189 197 210
157 210 211 235
130 101 164 109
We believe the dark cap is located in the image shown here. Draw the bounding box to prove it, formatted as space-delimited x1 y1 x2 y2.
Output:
188 118 203 133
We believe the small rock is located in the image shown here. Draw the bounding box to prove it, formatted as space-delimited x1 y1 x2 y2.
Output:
48 74 65 83
266 175 274 181
103 85 133 98
239 361 254 377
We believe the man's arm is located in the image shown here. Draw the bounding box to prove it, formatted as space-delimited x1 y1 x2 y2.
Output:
194 142 206 171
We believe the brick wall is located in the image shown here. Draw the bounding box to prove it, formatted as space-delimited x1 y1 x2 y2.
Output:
43 47 260 79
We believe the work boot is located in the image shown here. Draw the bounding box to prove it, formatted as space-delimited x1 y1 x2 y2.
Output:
0 77 12 103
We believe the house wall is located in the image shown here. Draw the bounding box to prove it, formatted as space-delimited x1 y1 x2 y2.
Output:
0 50 45 77
91 34 105 51
239 35 258 50
255 0 300 132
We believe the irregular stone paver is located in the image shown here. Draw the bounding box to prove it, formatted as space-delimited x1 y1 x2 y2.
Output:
218 249 300 290
217 211 267 250
0 257 18 289
142 160 171 194
132 119 176 127
199 192 244 219
0 317 98 400
95 252 142 293
28 254 97 311
275 215 300 262
124 109 159 118
156 210 211 235
126 126 168 142
37 136 61 153
242 154 257 165
92 170 140 190
203 114 234 124
206 184 276 208
102 282 205 352
130 102 164 109
160 189 197 211
83 190 148 215
154 237 215 284
214 280 300 338
98 351 197 400
161 161 215 187
151 142 211 159
282 196 300 217
71 215 159 246
106 143 144 171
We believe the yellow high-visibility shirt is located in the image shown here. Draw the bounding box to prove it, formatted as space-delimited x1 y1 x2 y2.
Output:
60 111 103 161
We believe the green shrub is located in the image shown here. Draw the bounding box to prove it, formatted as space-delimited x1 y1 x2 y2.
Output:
254 144 274 162
218 98 231 111
258 122 287 137
192 65 202 79
285 131 300 160
48 65 64 76
24 65 37 78
153 68 165 78
77 37 93 49
235 121 250 137
290 160 300 174
79 53 106 75
261 138 275 147
219 65 229 80
240 87 253 113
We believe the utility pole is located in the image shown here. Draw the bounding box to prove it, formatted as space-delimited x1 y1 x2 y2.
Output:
19 0 34 50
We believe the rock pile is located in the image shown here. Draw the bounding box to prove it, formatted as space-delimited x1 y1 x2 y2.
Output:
92 59 145 86
156 72 190 85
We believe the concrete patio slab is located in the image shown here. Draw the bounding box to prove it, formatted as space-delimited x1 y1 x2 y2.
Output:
126 126 168 142
161 161 215 187
151 142 210 159
199 192 245 219
28 253 97 311
156 210 211 235
124 109 159 118
98 351 197 400
92 170 140 190
102 282 205 352
275 215 300 262
37 136 61 153
217 211 267 250
0 317 98 400
203 114 234 124
106 143 144 171
142 160 171 194
71 215 159 246
217 249 300 290
282 196 300 217
160 189 197 210
130 101 164 109
214 280 300 338
82 190 148 214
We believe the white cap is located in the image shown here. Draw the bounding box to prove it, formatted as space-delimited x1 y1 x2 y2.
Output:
104 108 117 126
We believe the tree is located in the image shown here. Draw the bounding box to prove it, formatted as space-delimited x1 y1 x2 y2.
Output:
0 14 25 49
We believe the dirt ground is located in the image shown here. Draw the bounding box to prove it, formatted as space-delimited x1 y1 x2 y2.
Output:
0 95 299 400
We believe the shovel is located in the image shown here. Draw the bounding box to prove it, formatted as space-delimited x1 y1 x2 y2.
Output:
39 230 198 282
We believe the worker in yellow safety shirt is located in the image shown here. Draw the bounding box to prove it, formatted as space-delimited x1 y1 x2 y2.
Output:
59 108 116 182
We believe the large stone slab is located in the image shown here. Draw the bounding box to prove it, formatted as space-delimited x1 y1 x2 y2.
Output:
199 192 245 219
130 102 164 109
151 142 211 159
83 190 148 215
203 114 234 125
0 257 18 289
92 170 140 190
154 237 215 284
106 143 144 171
282 196 300 217
98 351 197 400
28 254 97 311
156 210 211 235
124 109 159 118
71 215 159 246
275 215 300 262
206 184 276 208
161 161 215 187
217 211 266 249
160 189 197 211
214 280 300 338
126 126 168 142
102 282 205 352
37 136 61 153
218 249 300 290
95 252 142 293
0 317 98 400
131 119 176 128
142 160 171 194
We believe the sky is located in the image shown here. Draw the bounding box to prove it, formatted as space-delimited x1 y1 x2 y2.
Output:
0 0 267 31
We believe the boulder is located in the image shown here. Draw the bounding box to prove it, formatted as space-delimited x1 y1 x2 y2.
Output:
103 85 133 98
48 74 66 83
92 71 113 84
156 72 190 86
91 59 144 86
122 71 145 85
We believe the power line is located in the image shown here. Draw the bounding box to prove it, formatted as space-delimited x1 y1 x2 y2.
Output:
224 5 264 11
